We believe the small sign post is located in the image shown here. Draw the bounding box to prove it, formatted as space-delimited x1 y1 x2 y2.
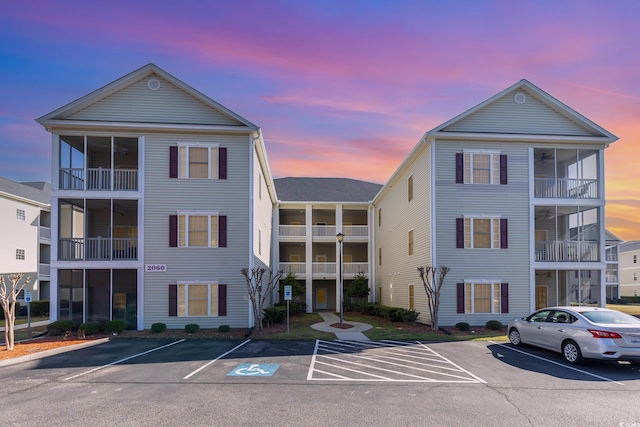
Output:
284 285 292 335
24 291 32 338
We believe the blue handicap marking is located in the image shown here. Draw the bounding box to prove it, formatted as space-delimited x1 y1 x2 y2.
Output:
228 363 280 377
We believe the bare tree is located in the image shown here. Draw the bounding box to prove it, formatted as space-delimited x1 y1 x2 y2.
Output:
417 266 450 332
241 267 284 332
0 273 32 350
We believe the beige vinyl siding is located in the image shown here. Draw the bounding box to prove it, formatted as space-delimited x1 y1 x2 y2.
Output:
620 248 640 297
143 132 252 328
442 88 596 137
253 149 273 267
373 143 431 322
435 140 531 326
66 73 242 126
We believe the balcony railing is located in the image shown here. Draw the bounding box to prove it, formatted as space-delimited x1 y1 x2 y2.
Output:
59 168 138 190
606 273 619 283
58 237 137 260
343 225 368 237
313 225 337 238
313 262 337 274
39 263 50 278
344 262 368 275
39 226 51 240
280 262 306 274
535 240 599 262
279 225 306 238
534 178 598 199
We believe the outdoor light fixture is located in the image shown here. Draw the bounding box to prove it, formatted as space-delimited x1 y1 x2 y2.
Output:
336 232 345 326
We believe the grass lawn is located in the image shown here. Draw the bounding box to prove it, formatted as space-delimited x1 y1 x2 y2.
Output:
606 304 640 316
260 313 335 340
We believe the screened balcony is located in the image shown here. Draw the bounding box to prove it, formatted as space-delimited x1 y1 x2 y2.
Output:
59 135 139 191
534 206 600 262
533 148 600 199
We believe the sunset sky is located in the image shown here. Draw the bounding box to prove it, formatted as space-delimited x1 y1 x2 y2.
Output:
1 1 638 240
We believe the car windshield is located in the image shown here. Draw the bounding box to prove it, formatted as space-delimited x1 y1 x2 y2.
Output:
578 310 640 325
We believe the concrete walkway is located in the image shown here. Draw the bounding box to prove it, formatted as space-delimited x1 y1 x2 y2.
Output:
0 319 50 332
311 311 372 341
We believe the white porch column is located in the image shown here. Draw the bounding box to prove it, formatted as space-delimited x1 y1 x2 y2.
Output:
305 205 313 313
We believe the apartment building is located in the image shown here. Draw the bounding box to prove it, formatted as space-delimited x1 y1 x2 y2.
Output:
37 64 275 330
620 241 640 297
373 79 618 325
0 177 51 302
274 178 381 312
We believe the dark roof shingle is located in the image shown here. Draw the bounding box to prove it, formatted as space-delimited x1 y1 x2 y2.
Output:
274 177 382 202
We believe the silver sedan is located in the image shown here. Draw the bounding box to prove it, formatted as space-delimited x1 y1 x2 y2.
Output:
507 306 640 364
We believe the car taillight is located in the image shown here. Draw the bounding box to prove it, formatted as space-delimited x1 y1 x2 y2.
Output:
588 329 622 339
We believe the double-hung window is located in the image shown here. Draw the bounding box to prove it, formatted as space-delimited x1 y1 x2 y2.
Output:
169 144 227 179
456 151 507 185
178 283 219 316
178 214 219 247
16 209 25 220
457 282 509 313
457 216 507 249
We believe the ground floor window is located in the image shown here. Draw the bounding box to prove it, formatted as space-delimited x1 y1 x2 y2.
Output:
465 282 501 313
178 283 218 316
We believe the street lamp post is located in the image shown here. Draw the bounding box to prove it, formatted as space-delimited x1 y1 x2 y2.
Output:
336 232 344 326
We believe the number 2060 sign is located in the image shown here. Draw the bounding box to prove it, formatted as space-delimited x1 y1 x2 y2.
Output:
145 264 166 272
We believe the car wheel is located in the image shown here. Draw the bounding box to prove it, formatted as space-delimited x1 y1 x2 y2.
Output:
562 340 584 364
508 328 522 346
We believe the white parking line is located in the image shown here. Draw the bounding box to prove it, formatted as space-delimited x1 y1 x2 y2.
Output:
63 339 186 381
183 339 251 379
492 342 625 386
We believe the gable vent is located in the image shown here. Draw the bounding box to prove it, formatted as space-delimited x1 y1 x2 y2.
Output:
147 78 161 91
514 92 526 104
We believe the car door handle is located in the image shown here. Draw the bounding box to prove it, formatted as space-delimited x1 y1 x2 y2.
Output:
557 329 565 332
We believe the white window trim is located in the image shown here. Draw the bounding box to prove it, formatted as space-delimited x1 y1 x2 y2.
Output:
178 212 220 248
177 281 219 317
463 150 501 185
463 215 502 249
177 142 220 179
464 280 502 314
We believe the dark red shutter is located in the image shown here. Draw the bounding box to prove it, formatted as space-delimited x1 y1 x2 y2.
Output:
456 218 464 248
219 147 227 180
169 215 178 247
169 284 177 317
170 147 178 178
457 283 465 313
500 218 508 249
500 154 507 185
455 153 463 184
219 215 227 247
500 283 509 313
218 284 227 316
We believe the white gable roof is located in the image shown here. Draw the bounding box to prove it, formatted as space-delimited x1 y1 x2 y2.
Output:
37 63 257 131
427 79 618 144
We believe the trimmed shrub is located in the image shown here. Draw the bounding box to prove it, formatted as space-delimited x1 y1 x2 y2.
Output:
218 325 231 332
151 323 167 333
30 300 50 316
78 321 101 336
485 320 503 330
346 272 370 298
47 320 77 336
401 309 420 323
105 319 127 334
185 324 200 334
263 306 286 326
275 301 307 315
455 322 470 331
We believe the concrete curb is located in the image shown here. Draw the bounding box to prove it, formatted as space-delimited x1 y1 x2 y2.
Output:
0 338 110 368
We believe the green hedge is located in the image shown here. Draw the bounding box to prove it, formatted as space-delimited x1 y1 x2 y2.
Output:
105 320 127 334
30 300 50 316
263 306 286 326
343 301 419 323
151 322 167 333
185 324 200 334
79 321 101 336
47 320 77 336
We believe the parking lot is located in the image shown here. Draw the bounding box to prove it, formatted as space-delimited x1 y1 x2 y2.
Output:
2 338 640 426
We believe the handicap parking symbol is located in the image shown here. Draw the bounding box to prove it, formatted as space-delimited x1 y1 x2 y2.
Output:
228 363 280 377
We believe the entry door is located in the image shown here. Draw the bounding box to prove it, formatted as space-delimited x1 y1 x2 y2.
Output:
316 288 327 310
535 286 547 310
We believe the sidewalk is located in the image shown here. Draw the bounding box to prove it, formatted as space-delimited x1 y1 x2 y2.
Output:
311 311 372 341
0 319 50 332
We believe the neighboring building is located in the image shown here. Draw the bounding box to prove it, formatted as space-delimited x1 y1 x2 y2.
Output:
274 178 382 312
373 80 618 325
620 240 640 297
0 177 51 302
37 64 275 330
604 230 623 300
